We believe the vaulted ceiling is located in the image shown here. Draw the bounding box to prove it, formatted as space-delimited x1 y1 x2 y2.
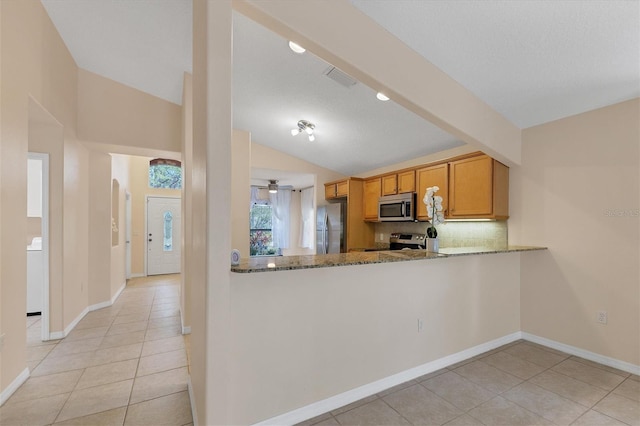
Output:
41 0 639 176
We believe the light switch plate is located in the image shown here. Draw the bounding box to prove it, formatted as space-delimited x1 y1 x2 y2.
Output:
0 333 5 352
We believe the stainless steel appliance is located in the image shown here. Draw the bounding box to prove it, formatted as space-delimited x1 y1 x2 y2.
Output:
389 233 426 250
378 193 416 222
316 203 345 254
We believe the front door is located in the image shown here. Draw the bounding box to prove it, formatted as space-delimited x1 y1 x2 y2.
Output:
147 197 181 275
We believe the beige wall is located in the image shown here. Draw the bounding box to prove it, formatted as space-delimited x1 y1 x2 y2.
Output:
181 73 193 330
88 151 112 306
1 0 183 399
77 69 182 154
229 253 521 424
1 0 79 392
510 99 640 365
62 139 90 327
110 154 130 295
232 130 251 258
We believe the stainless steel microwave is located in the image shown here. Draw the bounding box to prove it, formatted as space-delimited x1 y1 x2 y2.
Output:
378 193 416 222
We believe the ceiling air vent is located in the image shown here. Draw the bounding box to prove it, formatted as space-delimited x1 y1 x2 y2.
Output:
323 66 357 88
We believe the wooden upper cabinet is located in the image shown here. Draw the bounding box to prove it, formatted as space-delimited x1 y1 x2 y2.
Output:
416 163 448 221
363 177 381 221
381 174 397 196
449 155 509 219
381 170 415 196
325 180 349 199
336 180 349 197
397 170 416 193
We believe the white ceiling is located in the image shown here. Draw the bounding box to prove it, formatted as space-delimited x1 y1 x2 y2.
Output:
41 0 639 175
350 0 640 128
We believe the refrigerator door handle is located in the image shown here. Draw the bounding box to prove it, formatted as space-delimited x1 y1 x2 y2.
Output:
324 216 329 254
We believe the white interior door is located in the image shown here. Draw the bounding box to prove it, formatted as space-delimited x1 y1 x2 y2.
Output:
147 197 181 275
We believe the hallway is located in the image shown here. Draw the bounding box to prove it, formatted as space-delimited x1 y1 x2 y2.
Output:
0 275 192 425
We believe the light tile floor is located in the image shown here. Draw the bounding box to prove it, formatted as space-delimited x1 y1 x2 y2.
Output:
298 341 640 426
0 274 192 426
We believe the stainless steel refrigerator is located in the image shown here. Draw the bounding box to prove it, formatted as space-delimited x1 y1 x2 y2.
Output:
316 203 345 254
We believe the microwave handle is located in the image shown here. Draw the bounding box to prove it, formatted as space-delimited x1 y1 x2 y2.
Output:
400 202 405 217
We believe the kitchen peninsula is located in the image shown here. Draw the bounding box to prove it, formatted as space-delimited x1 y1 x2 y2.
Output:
231 245 546 273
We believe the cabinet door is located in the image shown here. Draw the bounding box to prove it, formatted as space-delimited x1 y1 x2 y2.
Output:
381 174 397 196
324 183 336 199
397 170 416 193
416 164 448 220
363 178 381 221
336 180 349 197
449 155 493 216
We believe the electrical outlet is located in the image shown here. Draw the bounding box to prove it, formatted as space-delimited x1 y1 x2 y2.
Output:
379 233 384 241
417 318 424 332
597 310 608 324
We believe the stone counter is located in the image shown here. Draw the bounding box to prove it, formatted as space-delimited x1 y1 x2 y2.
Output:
231 245 546 273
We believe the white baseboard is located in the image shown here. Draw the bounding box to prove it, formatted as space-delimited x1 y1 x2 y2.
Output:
253 331 522 426
111 281 126 305
181 311 191 335
130 273 145 279
522 332 640 375
188 377 199 426
47 282 126 341
0 368 29 406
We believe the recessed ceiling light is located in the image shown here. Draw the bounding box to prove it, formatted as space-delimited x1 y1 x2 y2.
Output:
288 41 306 54
376 92 390 101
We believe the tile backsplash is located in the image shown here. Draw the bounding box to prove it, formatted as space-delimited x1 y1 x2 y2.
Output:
374 221 508 249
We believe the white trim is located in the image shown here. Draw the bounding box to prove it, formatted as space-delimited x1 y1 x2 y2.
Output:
125 191 132 279
0 368 30 406
522 332 640 375
188 377 199 426
253 332 522 426
130 273 146 279
28 152 50 342
47 282 126 340
181 311 191 335
110 281 126 305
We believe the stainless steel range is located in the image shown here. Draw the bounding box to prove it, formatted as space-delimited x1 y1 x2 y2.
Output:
389 233 426 250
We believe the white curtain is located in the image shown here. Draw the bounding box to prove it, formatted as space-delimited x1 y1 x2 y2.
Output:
270 189 291 249
299 187 314 248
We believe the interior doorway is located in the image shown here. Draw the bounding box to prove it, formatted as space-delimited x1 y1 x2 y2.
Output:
146 196 181 275
27 152 50 341
125 191 132 279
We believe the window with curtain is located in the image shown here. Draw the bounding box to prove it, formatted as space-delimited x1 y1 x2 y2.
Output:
270 189 291 250
299 187 314 249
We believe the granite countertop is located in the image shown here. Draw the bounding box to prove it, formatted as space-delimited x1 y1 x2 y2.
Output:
231 246 546 273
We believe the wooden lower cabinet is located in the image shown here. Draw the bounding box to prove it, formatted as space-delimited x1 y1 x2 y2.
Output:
363 178 381 221
448 155 509 219
416 163 448 221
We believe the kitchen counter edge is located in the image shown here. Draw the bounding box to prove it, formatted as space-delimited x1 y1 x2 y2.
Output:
231 246 547 273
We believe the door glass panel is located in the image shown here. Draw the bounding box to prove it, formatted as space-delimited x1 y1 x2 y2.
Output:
163 211 173 251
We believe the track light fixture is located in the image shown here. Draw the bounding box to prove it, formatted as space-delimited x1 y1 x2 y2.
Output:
291 120 316 142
